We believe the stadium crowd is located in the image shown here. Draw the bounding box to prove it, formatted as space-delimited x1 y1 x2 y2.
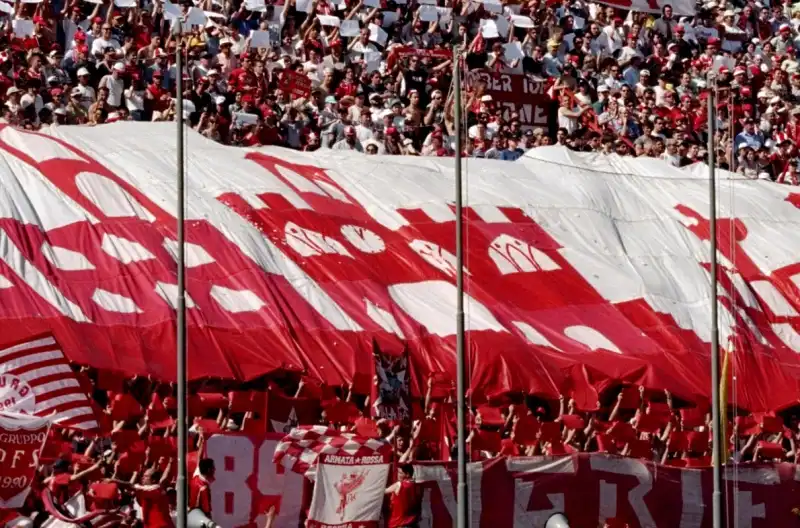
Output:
4 363 799 527
4 0 800 523
0 0 799 181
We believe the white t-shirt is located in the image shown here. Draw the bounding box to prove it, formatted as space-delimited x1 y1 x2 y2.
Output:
74 83 96 110
99 75 124 107
91 37 121 57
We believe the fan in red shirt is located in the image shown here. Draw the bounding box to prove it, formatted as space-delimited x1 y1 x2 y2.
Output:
189 458 215 516
133 465 174 528
385 464 421 528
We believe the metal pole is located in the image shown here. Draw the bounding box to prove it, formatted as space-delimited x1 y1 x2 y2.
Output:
175 29 189 528
453 46 468 528
707 84 723 528
729 90 735 174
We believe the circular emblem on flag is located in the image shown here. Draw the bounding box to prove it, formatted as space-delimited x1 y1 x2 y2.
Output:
0 374 35 414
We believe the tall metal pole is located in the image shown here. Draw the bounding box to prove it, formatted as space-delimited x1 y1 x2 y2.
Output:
707 84 723 528
175 27 189 528
453 46 468 528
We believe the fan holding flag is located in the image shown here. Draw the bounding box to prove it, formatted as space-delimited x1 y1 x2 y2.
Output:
273 426 393 527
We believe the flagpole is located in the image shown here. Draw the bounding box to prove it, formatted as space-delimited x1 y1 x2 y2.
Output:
453 44 468 528
175 25 189 528
707 81 723 528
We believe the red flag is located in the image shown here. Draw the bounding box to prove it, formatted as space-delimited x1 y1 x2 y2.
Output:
266 388 320 434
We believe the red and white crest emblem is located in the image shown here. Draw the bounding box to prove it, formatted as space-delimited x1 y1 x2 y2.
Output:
334 470 368 520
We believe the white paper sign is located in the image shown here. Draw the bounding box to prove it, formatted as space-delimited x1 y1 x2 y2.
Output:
245 0 266 10
340 19 360 37
249 29 270 48
495 14 509 36
364 0 379 7
317 14 340 26
232 112 260 126
394 0 406 4
12 18 34 36
480 18 499 38
113 0 136 7
418 0 436 4
364 50 382 72
510 14 533 27
0 2 13 14
503 41 523 61
185 7 207 25
419 4 438 21
381 10 398 26
572 15 585 29
204 10 227 19
480 0 503 13
20 0 42 4
296 0 313 13
368 22 387 45
163 1 182 20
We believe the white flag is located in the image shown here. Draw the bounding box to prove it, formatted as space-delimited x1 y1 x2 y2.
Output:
307 453 391 527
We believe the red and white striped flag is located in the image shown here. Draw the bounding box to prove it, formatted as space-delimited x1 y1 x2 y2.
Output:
0 334 98 430
273 426 393 477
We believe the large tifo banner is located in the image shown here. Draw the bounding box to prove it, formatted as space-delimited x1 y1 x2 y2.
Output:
205 433 800 527
466 70 558 135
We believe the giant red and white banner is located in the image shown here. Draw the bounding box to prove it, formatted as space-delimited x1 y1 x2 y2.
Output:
0 412 49 510
1 124 800 410
205 433 799 527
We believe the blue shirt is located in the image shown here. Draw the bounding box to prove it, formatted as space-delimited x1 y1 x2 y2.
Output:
499 148 524 161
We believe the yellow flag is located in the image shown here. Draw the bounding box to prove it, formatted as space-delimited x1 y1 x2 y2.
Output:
719 348 731 464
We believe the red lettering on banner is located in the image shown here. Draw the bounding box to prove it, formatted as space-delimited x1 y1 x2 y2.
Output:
204 435 800 528
0 415 48 509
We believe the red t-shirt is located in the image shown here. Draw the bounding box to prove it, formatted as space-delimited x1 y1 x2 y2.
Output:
388 481 421 528
189 475 212 514
136 485 174 528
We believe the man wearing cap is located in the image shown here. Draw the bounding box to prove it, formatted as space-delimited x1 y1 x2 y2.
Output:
735 118 765 151
98 62 125 108
71 67 96 111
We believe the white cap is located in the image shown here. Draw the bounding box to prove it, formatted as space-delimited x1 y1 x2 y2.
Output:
46 75 57 83
54 106 66 116
113 62 125 72
215 95 226 105
598 84 610 92
77 67 90 76
207 68 219 76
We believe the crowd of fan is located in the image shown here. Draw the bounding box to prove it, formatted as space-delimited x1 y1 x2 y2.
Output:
2 0 800 180
6 363 800 527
